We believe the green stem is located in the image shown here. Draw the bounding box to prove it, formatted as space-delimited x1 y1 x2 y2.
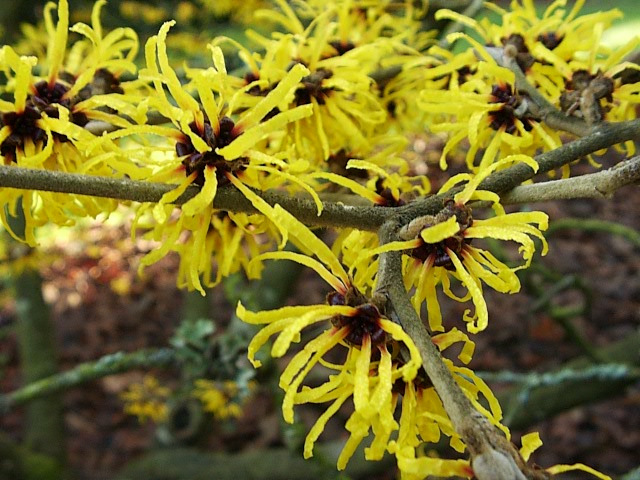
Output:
546 218 640 247
496 330 640 430
0 348 176 413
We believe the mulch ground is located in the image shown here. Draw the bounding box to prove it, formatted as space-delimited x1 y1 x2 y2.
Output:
1 153 639 479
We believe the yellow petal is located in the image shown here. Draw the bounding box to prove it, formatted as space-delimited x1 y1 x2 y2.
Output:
245 317 291 367
395 444 473 478
237 302 342 326
364 348 393 418
448 250 488 333
519 432 543 462
153 172 197 223
546 464 612 480
181 166 218 216
281 329 347 423
155 21 201 113
346 159 389 179
218 104 312 159
225 173 289 247
251 164 324 216
463 248 520 294
303 393 350 459
433 328 475 365
3 48 37 113
254 251 346 293
272 305 352 357
379 319 422 379
414 264 445 332
270 204 351 286
280 328 348 392
47 0 69 82
455 154 538 205
420 216 460 243
237 62 310 129
352 338 372 413
312 171 383 204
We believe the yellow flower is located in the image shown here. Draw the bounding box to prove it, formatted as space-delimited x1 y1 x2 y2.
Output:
358 157 548 334
219 0 393 164
430 0 640 163
0 0 144 243
437 0 622 69
409 160 547 333
192 379 251 420
120 375 170 423
388 328 504 479
233 186 421 469
418 54 562 172
119 20 319 293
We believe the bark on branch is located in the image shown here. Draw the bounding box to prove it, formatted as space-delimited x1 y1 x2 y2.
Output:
501 155 640 204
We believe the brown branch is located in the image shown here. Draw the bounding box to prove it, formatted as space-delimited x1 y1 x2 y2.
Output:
501 154 640 204
393 118 640 224
0 165 387 232
1 118 639 234
479 118 640 193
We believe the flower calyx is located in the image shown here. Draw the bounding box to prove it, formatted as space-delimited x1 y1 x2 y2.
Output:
560 70 614 126
489 82 533 133
295 67 334 106
327 286 389 348
176 116 246 186
399 199 473 269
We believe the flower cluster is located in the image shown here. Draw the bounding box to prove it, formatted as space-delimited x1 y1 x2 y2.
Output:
120 375 170 423
192 379 253 420
416 0 640 172
0 0 141 243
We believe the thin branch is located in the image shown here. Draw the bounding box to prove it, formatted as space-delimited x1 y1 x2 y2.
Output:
500 154 640 204
494 329 640 430
0 165 387 231
479 118 640 193
394 118 640 223
1 118 639 234
0 348 177 413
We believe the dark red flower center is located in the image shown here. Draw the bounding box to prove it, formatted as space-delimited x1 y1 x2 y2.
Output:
175 116 245 186
0 69 122 162
408 201 473 270
327 289 387 347
488 83 533 134
295 68 334 106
